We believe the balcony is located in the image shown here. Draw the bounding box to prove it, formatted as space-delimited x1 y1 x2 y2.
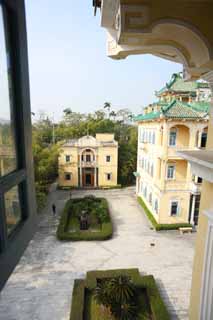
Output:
81 160 96 168
165 180 190 191
178 150 213 183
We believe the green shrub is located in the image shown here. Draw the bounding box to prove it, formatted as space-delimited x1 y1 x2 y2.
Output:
137 197 192 231
57 197 113 241
70 269 170 320
36 191 47 212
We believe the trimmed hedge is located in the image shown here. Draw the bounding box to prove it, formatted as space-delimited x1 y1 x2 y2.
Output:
57 197 113 241
138 197 192 231
70 268 170 320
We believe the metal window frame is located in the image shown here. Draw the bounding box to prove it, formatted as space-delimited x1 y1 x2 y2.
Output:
0 0 37 290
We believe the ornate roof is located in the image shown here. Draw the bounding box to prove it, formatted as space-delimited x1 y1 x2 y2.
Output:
156 73 209 96
134 100 209 122
63 135 117 147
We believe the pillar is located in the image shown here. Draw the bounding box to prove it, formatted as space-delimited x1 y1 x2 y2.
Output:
190 194 196 225
189 71 213 320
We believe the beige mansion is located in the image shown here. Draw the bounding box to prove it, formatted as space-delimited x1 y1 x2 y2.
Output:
58 133 118 188
135 73 210 225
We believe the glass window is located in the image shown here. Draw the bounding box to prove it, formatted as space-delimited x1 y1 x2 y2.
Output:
0 9 17 177
106 173 111 181
154 199 158 214
106 155 111 162
86 154 91 162
150 163 154 177
152 132 156 144
167 164 175 179
65 173 71 180
169 130 177 146
170 201 179 216
65 155 70 162
149 192 152 204
4 186 22 236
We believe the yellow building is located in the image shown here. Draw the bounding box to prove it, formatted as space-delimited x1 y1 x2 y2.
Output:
135 73 210 225
95 1 213 317
58 133 118 188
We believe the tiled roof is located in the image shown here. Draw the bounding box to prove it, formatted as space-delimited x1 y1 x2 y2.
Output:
156 73 209 96
134 100 209 122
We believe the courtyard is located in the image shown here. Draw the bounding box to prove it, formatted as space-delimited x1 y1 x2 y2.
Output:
0 186 196 320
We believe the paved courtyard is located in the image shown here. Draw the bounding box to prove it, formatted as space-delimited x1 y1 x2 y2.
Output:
0 186 196 320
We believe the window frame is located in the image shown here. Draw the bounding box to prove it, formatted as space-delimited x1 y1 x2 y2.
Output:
65 155 71 163
0 0 37 290
167 164 176 180
65 173 71 181
106 155 111 162
170 200 179 216
106 173 112 181
169 129 177 147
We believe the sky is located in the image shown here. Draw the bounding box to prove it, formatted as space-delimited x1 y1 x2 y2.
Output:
24 1 181 121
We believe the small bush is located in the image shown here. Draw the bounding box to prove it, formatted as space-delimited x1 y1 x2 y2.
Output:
138 197 192 231
57 197 113 241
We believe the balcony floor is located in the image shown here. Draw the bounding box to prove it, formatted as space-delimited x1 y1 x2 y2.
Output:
0 185 195 320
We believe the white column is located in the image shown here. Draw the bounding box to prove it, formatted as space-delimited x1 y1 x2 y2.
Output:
94 167 97 187
190 195 196 225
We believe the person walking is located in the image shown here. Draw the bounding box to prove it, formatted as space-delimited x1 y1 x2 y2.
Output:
52 203 56 216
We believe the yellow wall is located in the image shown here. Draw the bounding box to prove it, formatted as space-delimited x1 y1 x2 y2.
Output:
58 135 118 188
98 146 118 187
137 119 207 224
58 147 79 187
189 121 213 319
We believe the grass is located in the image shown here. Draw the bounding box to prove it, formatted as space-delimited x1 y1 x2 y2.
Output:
57 197 113 241
70 269 170 320
137 197 192 231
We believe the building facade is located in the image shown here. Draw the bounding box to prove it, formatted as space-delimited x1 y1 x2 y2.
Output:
135 73 210 225
58 133 118 188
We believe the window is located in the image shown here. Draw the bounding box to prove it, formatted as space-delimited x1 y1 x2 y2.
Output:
144 186 147 198
149 131 152 143
5 186 22 236
81 154 84 161
106 155 111 162
0 9 17 177
0 2 37 290
154 199 159 214
106 173 112 181
198 177 203 183
86 154 91 162
142 158 144 169
169 130 177 146
170 201 179 216
167 164 175 179
152 132 156 144
65 173 71 180
65 155 71 162
150 163 154 177
149 192 152 204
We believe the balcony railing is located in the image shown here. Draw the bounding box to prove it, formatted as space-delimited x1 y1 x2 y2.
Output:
81 160 96 167
165 180 190 191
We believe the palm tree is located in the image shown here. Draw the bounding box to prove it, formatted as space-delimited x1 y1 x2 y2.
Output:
94 276 138 319
104 102 111 118
109 110 117 121
108 276 136 304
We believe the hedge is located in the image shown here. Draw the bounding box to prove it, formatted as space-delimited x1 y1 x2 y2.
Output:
57 197 113 241
138 197 192 231
70 268 170 320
